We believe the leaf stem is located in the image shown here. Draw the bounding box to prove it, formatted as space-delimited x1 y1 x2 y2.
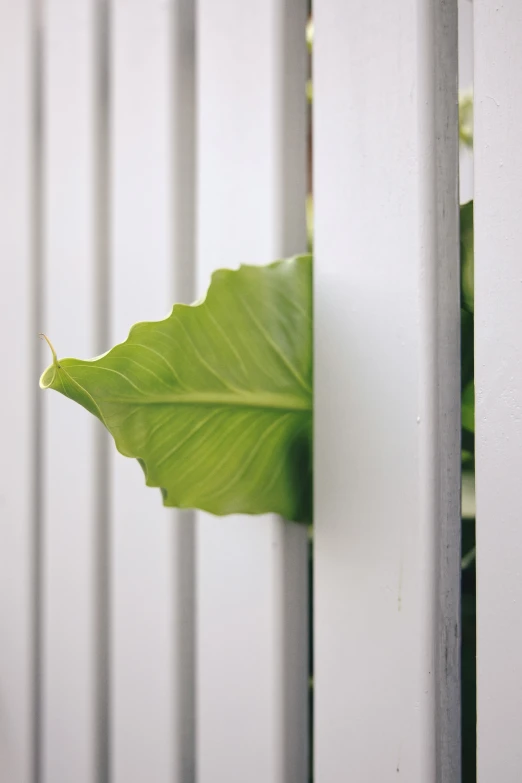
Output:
39 333 59 367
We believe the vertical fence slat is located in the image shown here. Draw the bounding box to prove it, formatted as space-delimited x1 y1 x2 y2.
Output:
171 5 197 778
458 0 474 204
110 1 195 781
0 2 37 781
475 2 522 778
314 1 461 781
196 2 308 782
41 2 100 780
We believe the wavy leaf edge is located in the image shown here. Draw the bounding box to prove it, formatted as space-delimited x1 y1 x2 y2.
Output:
39 254 313 522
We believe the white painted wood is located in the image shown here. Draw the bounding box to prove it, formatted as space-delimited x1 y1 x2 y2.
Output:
474 2 522 779
196 2 308 782
314 1 461 781
459 0 474 92
0 2 38 781
459 0 474 204
110 1 195 781
40 2 101 781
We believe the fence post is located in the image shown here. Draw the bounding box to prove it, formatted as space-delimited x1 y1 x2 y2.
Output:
475 1 522 778
195 2 309 781
109 1 195 781
0 2 39 782
314 0 461 780
40 1 103 781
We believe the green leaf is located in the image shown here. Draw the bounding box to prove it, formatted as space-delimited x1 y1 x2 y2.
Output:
458 89 474 149
40 255 313 523
462 380 475 434
460 201 475 470
460 200 474 313
461 306 474 393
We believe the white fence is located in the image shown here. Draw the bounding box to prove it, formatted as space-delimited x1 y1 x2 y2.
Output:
0 0 519 781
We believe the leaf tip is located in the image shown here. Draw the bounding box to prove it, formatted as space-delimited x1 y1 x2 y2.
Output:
39 333 59 389
39 333 59 364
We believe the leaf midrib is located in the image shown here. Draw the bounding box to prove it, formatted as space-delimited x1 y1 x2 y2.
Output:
99 390 311 413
